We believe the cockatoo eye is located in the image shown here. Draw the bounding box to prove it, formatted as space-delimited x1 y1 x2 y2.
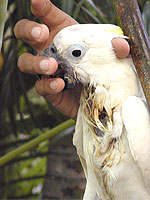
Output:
72 50 82 57
66 44 87 60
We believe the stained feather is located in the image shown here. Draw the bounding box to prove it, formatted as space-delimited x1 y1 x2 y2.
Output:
52 24 150 199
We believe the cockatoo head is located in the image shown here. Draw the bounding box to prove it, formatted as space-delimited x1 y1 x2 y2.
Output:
41 24 126 88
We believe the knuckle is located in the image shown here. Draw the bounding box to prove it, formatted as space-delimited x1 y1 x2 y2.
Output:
17 53 30 72
17 54 25 72
35 80 44 95
30 55 37 73
14 21 21 38
35 80 41 94
31 0 52 18
35 79 49 95
43 79 51 94
14 19 29 38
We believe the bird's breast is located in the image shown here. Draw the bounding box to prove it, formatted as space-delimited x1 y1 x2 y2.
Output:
80 84 126 199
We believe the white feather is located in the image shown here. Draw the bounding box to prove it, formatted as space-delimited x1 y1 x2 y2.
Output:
52 24 150 200
122 96 150 192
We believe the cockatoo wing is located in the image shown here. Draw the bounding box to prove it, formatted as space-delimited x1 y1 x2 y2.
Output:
73 106 87 175
74 106 102 200
122 96 150 191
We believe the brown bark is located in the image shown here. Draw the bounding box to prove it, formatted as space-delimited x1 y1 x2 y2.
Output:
113 0 150 108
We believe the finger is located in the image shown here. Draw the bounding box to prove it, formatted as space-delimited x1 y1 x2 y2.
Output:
18 53 58 75
112 38 130 59
14 19 49 50
35 78 65 95
31 0 78 39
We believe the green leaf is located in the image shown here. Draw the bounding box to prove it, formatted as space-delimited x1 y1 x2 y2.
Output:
73 0 85 19
0 0 8 50
62 0 74 15
0 119 75 166
85 0 109 24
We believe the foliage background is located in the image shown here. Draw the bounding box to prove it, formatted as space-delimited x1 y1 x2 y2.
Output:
0 0 150 199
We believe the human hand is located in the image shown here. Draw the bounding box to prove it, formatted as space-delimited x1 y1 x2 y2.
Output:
14 0 130 119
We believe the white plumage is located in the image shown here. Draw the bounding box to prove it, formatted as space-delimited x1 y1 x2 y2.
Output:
52 24 150 200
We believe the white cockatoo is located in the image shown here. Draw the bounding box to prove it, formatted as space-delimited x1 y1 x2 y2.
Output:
41 24 150 200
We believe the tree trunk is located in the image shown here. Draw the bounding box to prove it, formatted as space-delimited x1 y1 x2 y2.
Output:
113 0 150 108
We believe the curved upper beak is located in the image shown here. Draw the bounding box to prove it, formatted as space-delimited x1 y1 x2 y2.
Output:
40 45 79 89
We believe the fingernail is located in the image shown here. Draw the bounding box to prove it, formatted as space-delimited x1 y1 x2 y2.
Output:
31 27 42 40
40 60 49 71
50 81 57 90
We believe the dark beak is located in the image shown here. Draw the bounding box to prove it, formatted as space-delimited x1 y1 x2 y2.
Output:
39 45 79 89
